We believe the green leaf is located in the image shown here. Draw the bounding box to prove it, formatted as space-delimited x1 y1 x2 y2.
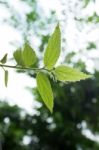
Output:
4 70 8 87
36 72 53 113
13 44 37 67
0 53 7 64
13 49 24 66
44 23 61 69
22 43 37 67
54 65 92 82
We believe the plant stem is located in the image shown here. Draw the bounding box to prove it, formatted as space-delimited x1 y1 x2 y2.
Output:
0 64 48 71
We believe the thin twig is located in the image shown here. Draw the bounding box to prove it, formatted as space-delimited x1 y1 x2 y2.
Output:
0 64 48 72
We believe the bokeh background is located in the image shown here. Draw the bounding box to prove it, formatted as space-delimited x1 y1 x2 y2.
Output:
0 0 99 149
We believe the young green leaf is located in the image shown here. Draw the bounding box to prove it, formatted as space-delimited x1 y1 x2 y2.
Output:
13 49 24 66
0 53 7 64
4 70 8 87
54 65 91 82
22 43 37 67
36 72 53 113
44 24 61 69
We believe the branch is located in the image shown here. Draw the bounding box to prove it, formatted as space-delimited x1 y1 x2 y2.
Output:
0 64 47 71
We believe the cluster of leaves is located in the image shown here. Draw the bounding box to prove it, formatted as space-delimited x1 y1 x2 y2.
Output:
0 24 91 112
13 43 37 67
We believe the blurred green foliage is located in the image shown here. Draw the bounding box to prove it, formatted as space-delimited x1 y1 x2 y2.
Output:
0 71 99 150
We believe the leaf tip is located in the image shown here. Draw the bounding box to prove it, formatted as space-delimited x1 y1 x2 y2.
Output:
56 22 60 31
50 108 53 114
48 104 53 113
83 74 93 79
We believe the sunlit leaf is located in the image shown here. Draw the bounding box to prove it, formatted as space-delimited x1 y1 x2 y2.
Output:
4 70 8 87
13 44 37 67
0 53 7 64
22 43 37 67
36 72 53 113
13 49 24 66
54 65 92 82
44 24 61 69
